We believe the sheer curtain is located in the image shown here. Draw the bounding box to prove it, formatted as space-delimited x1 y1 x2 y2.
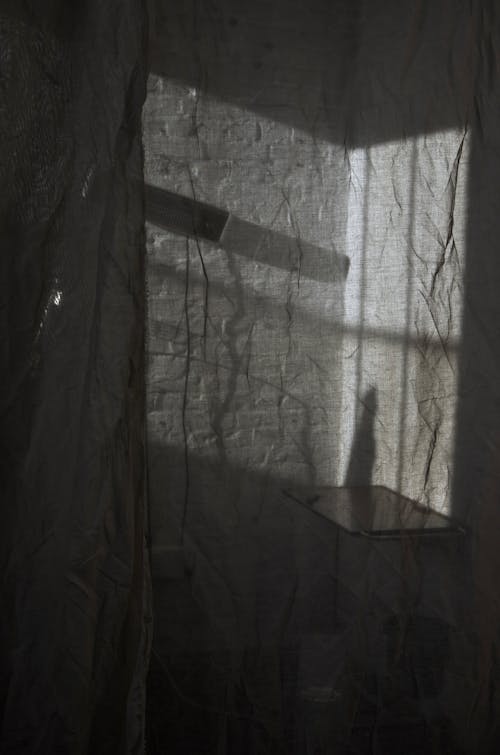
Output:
2 1 500 753
144 1 500 753
0 3 150 753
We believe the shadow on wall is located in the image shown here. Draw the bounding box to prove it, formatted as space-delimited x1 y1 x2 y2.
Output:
345 386 377 487
149 0 471 146
144 182 350 282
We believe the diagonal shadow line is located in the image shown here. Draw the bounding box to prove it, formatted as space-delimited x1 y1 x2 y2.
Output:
145 183 349 284
145 183 228 242
147 257 460 354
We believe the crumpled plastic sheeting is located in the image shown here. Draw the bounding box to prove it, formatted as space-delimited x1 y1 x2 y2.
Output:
144 1 500 753
0 3 150 753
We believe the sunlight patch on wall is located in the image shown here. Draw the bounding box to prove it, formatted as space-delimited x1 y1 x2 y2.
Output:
341 130 470 513
143 76 470 533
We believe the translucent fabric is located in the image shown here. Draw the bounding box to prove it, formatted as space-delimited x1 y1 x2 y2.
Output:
2 1 500 754
0 3 150 753
144 1 500 753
